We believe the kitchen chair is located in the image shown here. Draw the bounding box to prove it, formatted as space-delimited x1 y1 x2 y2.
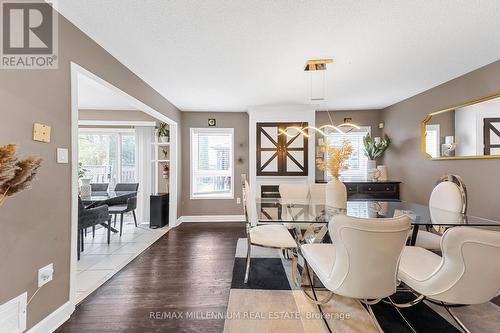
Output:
300 214 410 330
109 196 138 236
109 183 139 229
90 183 109 192
242 178 297 284
114 183 139 192
396 227 500 333
78 196 111 260
413 174 467 250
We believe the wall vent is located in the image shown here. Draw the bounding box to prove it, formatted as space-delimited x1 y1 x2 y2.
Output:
0 292 27 333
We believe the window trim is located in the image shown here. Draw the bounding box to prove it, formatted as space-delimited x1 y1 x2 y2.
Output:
323 126 371 181
190 127 235 200
78 128 137 183
425 124 440 158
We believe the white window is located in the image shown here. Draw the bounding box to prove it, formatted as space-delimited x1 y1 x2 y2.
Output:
78 128 137 183
190 128 234 199
323 126 371 181
425 124 440 158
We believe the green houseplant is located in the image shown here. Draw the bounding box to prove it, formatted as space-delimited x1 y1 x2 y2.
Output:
363 134 391 160
157 122 170 143
363 134 391 181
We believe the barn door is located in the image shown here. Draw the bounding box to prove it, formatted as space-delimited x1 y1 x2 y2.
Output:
256 122 308 176
484 118 500 155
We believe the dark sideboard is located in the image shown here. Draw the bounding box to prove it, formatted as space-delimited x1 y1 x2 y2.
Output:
316 180 401 201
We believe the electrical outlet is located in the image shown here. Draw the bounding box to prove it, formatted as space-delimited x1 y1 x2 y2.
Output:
38 263 54 288
236 197 241 204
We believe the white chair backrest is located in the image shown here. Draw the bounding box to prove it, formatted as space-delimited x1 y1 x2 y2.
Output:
279 184 310 203
242 180 258 226
327 214 410 299
425 227 500 305
309 184 327 204
429 176 466 214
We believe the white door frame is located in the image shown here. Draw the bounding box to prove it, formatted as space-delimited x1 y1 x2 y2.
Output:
70 62 179 307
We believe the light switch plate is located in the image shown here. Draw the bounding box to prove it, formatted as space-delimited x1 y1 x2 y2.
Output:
57 148 69 164
33 123 51 143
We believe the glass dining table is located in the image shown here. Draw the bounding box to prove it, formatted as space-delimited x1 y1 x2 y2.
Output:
81 191 137 208
256 199 500 245
80 191 137 233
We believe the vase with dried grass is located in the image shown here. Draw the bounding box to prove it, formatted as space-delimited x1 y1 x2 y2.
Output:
0 144 42 207
316 139 353 210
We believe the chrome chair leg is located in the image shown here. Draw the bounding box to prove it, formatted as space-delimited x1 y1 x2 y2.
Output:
444 303 471 333
365 303 385 333
388 294 425 308
244 240 251 284
386 297 418 333
300 260 333 305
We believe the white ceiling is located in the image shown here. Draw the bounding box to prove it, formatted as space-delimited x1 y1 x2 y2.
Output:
77 73 138 110
58 1 500 112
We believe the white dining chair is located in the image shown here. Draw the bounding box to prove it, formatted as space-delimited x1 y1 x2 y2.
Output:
279 183 313 236
300 214 410 329
396 226 500 333
242 178 297 283
309 183 327 204
279 183 311 219
413 174 467 250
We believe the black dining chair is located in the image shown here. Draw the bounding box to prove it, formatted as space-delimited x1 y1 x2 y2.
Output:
114 183 139 193
109 197 138 236
78 197 112 260
109 183 139 233
91 183 109 192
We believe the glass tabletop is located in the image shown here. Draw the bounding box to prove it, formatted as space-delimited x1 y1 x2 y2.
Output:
81 191 137 206
256 199 500 227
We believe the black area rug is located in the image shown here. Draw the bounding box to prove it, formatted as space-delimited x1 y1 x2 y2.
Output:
372 293 460 333
231 258 291 290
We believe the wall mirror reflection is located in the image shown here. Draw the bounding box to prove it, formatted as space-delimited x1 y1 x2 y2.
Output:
422 93 500 160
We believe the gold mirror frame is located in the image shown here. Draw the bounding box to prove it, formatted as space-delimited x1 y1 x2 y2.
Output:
421 92 500 160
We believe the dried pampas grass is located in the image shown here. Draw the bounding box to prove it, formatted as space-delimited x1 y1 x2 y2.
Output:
0 144 42 206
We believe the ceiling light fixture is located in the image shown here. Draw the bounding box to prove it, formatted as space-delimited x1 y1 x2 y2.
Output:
278 111 360 138
305 59 333 101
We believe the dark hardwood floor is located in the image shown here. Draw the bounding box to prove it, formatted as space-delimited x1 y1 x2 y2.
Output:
57 222 245 333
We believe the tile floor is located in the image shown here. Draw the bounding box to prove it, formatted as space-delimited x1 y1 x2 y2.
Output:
76 215 169 303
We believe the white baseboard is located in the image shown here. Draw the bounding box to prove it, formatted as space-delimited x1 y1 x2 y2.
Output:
27 301 74 333
177 215 245 224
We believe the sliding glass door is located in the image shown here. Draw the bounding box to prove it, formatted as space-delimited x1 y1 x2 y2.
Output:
79 129 137 184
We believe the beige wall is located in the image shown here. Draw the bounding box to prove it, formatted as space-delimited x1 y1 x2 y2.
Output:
315 110 383 180
180 112 248 216
79 109 159 122
0 8 179 330
382 60 500 220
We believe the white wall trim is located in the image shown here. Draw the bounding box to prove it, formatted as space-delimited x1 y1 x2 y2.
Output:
78 120 156 127
27 301 74 333
69 62 180 319
177 215 245 224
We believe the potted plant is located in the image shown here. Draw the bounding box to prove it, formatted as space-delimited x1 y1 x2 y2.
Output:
161 147 169 160
157 122 170 143
78 162 92 196
363 134 391 181
316 139 352 210
0 144 42 207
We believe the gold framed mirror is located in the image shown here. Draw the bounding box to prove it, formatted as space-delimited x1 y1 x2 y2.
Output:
421 92 500 160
